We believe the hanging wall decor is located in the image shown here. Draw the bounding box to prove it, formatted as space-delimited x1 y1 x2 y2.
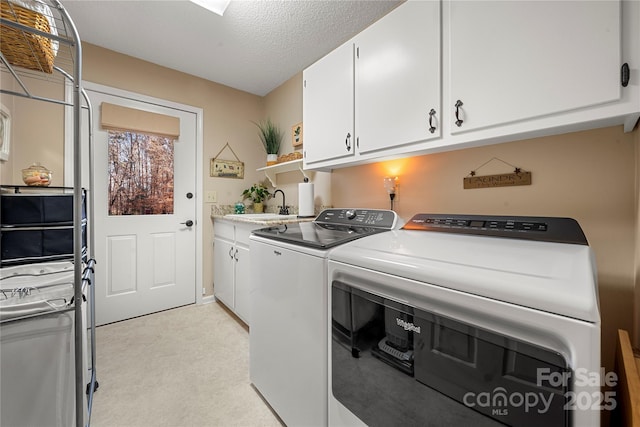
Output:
210 142 244 179
291 122 303 147
463 157 532 189
0 103 11 161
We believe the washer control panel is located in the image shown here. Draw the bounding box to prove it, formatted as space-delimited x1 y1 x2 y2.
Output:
315 209 397 229
403 214 587 245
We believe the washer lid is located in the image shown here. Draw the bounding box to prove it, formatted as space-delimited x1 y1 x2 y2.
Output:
251 208 398 249
252 221 390 249
329 229 599 323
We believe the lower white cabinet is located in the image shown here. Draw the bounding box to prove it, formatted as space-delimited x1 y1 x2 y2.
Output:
213 220 260 324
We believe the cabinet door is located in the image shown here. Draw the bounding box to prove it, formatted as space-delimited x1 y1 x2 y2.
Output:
234 244 251 324
448 0 621 134
213 238 235 310
303 41 355 166
356 1 441 154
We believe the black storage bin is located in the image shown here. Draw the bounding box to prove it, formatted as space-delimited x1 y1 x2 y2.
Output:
1 193 85 225
1 190 87 266
1 223 86 265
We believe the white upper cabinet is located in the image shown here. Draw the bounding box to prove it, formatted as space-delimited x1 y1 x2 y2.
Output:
447 0 621 134
355 0 441 154
302 0 638 170
303 41 355 165
303 1 437 167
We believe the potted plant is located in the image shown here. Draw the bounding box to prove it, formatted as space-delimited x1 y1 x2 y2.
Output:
252 118 283 165
242 182 272 213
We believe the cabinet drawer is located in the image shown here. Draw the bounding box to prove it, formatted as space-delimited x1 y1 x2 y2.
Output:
213 220 235 241
235 223 259 246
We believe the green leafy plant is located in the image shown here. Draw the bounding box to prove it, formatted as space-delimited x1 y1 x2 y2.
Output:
252 118 282 155
242 182 272 203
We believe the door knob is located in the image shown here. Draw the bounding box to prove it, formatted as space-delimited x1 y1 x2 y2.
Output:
181 220 194 227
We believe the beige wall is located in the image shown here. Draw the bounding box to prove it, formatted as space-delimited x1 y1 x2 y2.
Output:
81 43 274 297
331 125 639 372
2 43 271 297
262 72 332 211
0 76 65 186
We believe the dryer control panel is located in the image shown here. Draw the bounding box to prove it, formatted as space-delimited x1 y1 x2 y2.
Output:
403 214 587 245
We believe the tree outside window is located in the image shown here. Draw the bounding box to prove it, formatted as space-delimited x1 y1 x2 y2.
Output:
108 131 174 216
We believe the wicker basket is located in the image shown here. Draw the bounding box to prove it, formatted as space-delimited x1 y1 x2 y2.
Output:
276 151 303 164
1 1 54 73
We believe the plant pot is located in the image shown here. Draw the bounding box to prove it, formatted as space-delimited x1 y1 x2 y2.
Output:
267 154 278 166
253 202 264 213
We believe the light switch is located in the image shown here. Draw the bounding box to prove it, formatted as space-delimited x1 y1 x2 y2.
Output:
205 191 217 203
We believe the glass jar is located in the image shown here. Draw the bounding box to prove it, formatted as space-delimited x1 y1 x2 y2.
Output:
22 163 52 186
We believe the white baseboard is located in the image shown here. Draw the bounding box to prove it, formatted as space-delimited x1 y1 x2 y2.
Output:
201 295 216 305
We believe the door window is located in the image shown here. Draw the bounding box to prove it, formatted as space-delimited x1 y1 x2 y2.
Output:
107 130 174 216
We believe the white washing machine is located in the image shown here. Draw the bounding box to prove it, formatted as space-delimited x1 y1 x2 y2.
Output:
328 214 601 427
249 209 398 426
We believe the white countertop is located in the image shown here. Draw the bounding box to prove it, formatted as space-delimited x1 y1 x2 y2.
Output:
212 213 315 225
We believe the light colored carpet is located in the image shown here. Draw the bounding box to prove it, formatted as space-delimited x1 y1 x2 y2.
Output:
89 302 283 427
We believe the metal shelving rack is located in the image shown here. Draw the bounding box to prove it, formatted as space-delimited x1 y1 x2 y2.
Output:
1 1 96 425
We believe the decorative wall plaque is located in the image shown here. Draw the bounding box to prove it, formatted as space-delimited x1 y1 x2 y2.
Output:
463 157 531 189
210 142 244 179
463 171 532 189
292 122 303 147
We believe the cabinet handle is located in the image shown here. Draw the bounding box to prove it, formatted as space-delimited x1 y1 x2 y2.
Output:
428 109 437 133
228 247 234 259
454 100 464 127
345 133 351 151
234 249 238 261
621 63 630 87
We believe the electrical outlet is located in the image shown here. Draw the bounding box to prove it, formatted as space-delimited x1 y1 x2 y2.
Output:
205 191 217 203
202 287 206 296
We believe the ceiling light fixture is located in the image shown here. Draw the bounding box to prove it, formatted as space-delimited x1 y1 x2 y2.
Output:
189 0 231 16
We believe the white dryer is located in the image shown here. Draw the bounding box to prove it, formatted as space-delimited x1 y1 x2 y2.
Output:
328 214 601 427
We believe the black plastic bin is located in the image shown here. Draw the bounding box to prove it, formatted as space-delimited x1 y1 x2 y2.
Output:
1 189 87 266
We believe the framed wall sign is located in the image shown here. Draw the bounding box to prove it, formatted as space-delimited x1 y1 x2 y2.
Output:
210 158 244 179
0 103 11 161
210 142 244 179
292 122 303 147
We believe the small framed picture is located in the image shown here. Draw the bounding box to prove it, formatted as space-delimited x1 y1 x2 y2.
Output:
0 103 10 161
292 122 303 147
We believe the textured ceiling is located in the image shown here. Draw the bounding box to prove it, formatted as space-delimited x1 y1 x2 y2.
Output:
61 0 403 96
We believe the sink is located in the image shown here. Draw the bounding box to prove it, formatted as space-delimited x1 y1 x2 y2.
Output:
224 213 299 221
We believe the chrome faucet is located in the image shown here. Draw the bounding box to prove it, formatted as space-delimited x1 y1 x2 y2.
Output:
273 189 289 215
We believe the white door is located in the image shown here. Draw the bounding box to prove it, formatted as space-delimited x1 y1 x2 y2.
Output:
447 0 621 134
212 236 235 309
356 0 441 154
303 41 355 166
233 244 251 323
87 89 197 325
